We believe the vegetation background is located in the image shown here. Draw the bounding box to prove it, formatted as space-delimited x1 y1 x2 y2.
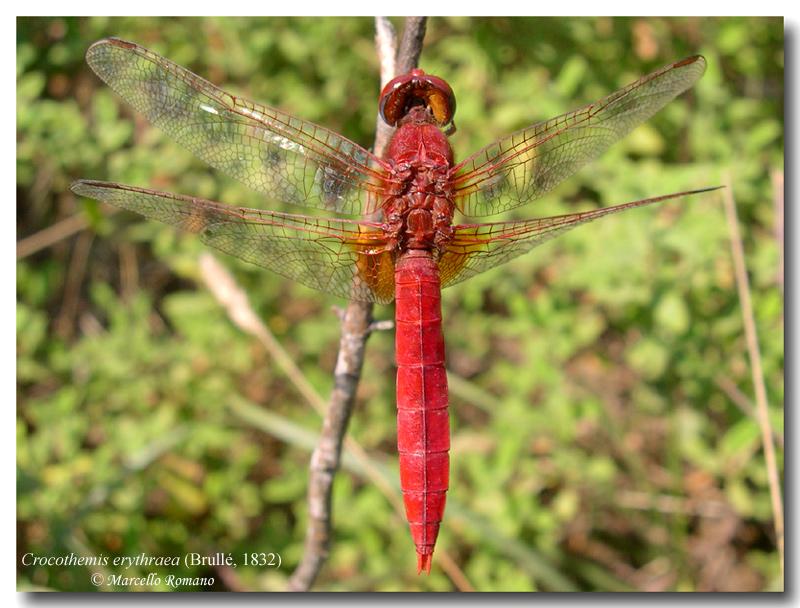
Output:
17 16 783 591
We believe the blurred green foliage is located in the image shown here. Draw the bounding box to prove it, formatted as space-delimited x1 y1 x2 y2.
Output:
17 17 783 591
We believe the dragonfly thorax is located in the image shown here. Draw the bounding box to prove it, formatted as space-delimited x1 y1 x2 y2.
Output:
383 191 454 253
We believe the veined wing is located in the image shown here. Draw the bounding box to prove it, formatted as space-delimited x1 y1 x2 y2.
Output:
450 56 706 218
439 188 716 288
85 38 393 216
71 180 396 304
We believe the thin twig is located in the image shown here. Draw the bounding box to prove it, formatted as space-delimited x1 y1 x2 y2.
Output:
286 301 374 591
373 16 399 160
16 204 118 259
721 174 784 579
53 230 94 340
17 212 90 259
714 374 783 449
396 17 428 75
375 17 397 89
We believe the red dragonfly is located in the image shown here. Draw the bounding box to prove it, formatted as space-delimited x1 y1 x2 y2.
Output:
71 38 710 575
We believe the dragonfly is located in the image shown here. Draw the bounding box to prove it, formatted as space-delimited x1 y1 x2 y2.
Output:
71 38 711 575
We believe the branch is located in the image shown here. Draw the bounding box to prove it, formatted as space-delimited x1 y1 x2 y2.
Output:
721 173 784 579
396 17 428 75
286 17 429 591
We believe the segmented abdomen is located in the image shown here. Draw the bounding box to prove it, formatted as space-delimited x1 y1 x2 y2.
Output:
394 249 450 575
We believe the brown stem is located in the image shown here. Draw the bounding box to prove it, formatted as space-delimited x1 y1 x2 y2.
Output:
721 174 784 579
286 17 429 591
396 17 428 76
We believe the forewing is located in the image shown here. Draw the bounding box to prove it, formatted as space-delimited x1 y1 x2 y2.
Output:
71 180 395 304
85 38 392 215
451 56 706 217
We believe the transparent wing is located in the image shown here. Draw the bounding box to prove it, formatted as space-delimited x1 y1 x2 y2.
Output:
71 180 396 304
85 38 393 216
451 56 706 218
439 188 716 288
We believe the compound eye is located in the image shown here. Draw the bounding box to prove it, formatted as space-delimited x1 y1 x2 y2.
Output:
379 69 456 127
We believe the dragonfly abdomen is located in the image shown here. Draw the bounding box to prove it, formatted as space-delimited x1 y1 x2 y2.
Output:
394 249 450 575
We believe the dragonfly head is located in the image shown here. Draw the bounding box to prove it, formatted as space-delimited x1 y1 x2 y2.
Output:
379 69 456 129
